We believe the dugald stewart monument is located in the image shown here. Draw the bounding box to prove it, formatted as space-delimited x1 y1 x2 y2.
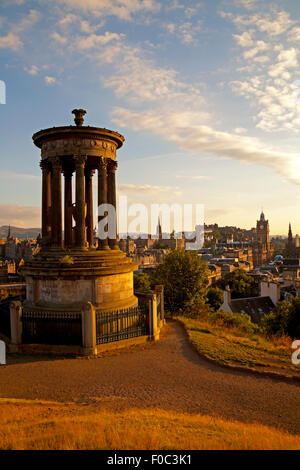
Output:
10 110 162 355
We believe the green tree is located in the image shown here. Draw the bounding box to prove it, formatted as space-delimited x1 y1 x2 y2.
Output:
216 269 254 299
134 272 152 292
152 250 209 314
262 297 300 338
206 287 224 310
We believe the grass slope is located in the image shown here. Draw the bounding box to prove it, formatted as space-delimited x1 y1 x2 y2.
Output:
0 399 299 450
177 316 300 376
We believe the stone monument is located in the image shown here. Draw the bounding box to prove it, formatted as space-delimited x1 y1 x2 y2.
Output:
21 109 138 315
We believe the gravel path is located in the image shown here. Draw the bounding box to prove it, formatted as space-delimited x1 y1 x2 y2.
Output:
1 321 299 434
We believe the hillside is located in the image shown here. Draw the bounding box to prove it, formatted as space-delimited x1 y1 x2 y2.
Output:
0 226 41 240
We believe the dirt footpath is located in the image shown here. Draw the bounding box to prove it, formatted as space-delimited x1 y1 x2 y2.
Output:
0 321 299 434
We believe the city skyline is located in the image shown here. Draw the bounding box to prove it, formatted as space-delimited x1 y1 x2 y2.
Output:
1 0 300 233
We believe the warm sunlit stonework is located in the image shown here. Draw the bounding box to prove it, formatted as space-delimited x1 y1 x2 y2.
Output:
21 110 138 317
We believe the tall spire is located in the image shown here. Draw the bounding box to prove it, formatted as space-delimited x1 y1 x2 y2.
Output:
288 222 293 241
7 225 11 240
157 216 162 239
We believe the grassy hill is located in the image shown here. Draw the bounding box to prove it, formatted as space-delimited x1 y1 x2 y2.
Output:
177 315 300 377
0 226 41 239
0 399 299 450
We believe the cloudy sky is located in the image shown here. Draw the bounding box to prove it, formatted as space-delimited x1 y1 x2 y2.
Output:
1 0 300 234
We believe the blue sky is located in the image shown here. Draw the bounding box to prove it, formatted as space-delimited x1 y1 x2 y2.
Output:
1 0 300 234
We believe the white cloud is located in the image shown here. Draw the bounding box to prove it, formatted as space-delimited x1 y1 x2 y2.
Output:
253 55 269 63
233 31 254 47
45 76 57 85
164 20 202 44
184 3 202 18
0 33 23 51
243 40 269 59
234 0 258 10
58 13 79 27
0 10 41 51
12 9 41 33
112 107 300 185
118 183 178 193
0 204 40 227
75 31 124 50
288 27 300 42
234 127 247 134
80 19 105 33
175 174 210 181
225 7 300 133
54 0 161 21
102 46 206 108
24 65 39 75
51 32 68 44
222 10 293 36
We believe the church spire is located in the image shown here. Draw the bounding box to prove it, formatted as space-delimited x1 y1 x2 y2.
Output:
157 217 162 240
288 222 293 241
7 225 12 240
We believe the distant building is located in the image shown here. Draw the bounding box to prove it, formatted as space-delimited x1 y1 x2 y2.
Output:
220 286 274 323
252 211 273 267
285 223 297 258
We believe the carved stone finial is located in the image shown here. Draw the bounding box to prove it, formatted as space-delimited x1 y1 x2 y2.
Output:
72 109 86 127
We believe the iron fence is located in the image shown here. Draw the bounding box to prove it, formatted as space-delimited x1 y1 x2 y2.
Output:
0 299 11 339
21 310 82 346
96 305 148 345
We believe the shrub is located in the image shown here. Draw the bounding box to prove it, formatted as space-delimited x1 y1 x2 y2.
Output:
262 297 300 338
211 310 261 334
134 273 152 292
206 287 224 310
59 255 74 265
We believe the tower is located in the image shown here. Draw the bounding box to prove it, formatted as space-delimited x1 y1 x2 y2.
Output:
285 222 296 258
253 211 273 267
7 225 12 240
157 217 162 240
256 211 270 249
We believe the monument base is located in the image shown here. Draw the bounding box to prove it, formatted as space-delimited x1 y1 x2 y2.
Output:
21 248 138 313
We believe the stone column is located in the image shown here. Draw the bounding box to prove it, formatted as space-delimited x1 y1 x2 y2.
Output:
40 160 52 246
75 154 87 249
63 168 73 248
85 167 95 248
148 293 158 340
81 302 96 356
107 159 118 250
97 158 109 250
50 157 62 248
10 301 22 352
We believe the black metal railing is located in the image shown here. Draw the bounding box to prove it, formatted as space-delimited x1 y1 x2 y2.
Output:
0 299 11 339
157 295 161 324
96 306 148 345
21 310 82 346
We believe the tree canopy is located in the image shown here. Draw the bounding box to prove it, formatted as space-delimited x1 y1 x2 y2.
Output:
216 269 254 299
152 250 209 313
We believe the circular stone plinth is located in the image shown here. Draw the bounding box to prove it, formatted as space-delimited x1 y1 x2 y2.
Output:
21 249 138 311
